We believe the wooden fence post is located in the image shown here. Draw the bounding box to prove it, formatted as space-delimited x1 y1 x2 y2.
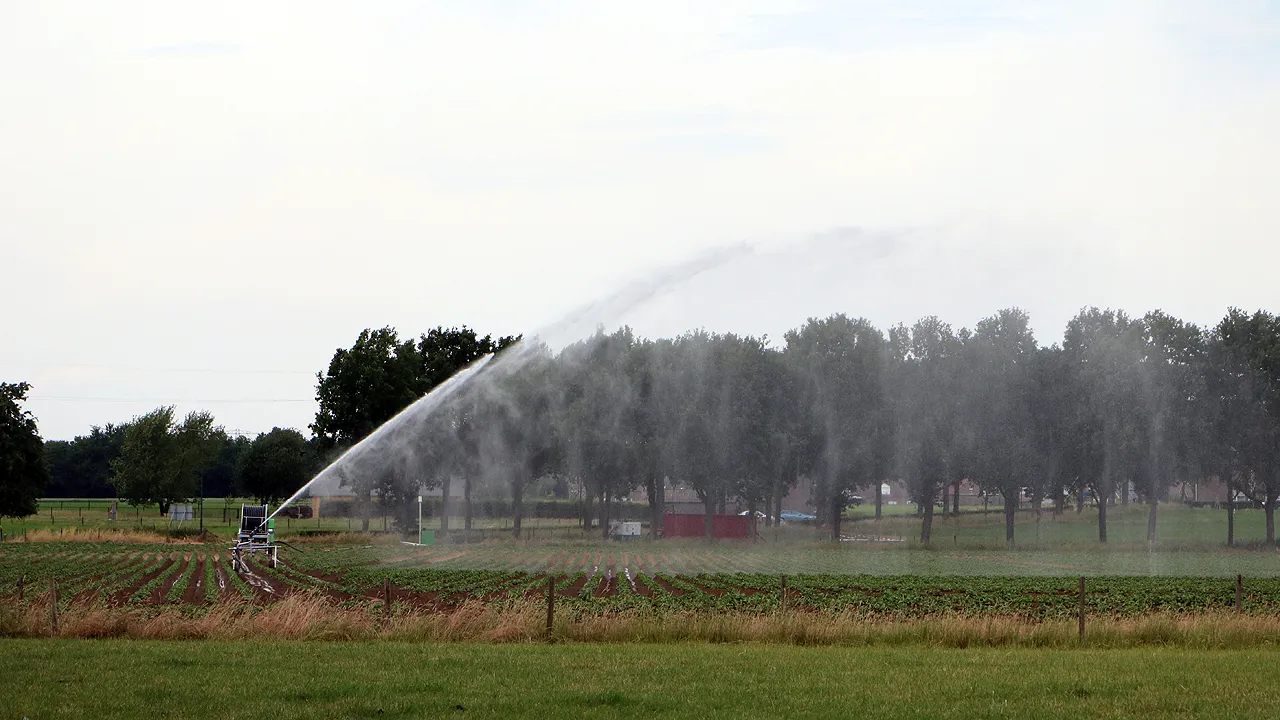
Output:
1235 574 1243 613
546 576 556 641
780 575 788 612
50 579 59 635
1077 576 1085 643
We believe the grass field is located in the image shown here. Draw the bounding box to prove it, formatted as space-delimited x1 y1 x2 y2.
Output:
0 498 584 541
4 500 1276 549
3 640 1280 719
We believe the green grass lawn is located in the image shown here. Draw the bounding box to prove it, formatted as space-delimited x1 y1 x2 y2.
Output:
847 503 1276 548
0 499 584 541
3 640 1279 719
5 498 1271 549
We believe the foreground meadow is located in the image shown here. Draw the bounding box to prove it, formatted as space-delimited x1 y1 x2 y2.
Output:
3 640 1280 719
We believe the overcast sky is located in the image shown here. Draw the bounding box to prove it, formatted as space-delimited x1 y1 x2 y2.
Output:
3 1 1278 440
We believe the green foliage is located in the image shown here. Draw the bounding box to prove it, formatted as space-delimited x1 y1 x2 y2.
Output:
236 427 311 505
110 407 223 515
0 382 49 518
785 315 893 532
310 325 518 530
44 423 128 498
312 325 518 449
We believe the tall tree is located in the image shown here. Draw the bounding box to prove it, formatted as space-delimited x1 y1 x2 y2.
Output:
44 423 128 498
237 428 312 506
1134 311 1205 545
0 382 49 519
202 432 252 499
891 317 964 546
786 315 893 539
311 325 517 531
966 308 1041 546
110 407 223 515
1213 308 1280 544
1063 308 1144 543
1028 345 1077 518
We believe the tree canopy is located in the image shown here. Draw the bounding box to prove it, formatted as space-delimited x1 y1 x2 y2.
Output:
0 382 49 519
237 427 313 505
110 407 223 515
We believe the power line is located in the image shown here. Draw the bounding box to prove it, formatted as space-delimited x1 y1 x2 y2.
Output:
0 359 314 376
29 396 314 404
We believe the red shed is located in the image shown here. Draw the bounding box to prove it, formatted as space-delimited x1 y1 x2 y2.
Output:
663 513 755 539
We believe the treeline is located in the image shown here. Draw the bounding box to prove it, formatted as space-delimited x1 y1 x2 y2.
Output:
322 308 1280 547
14 325 517 519
40 413 320 515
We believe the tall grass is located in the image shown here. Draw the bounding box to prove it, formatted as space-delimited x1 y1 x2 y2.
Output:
12 528 207 544
4 592 1279 648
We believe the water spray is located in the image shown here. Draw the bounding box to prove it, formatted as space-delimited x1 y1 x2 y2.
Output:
238 352 500 551
232 240 758 568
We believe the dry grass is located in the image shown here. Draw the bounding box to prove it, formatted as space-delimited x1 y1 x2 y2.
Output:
290 532 395 546
12 527 207 544
5 591 1280 648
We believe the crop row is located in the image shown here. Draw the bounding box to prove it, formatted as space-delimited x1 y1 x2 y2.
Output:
7 545 1280 617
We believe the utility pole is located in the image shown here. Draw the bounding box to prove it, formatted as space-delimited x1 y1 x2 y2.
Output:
418 495 423 544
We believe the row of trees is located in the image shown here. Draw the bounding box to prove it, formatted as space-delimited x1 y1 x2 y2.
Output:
0 325 516 521
319 308 1279 547
104 408 316 515
0 399 316 518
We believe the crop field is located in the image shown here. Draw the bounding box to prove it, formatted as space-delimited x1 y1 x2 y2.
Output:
4 541 1280 621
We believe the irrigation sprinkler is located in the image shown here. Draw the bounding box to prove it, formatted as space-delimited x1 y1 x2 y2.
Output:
230 504 278 573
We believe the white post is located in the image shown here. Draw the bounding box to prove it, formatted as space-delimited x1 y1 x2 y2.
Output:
418 495 423 544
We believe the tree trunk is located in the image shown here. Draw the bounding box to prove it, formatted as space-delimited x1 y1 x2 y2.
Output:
1076 484 1084 514
463 477 473 532
951 480 960 515
1003 492 1016 547
582 489 593 531
1226 470 1235 547
831 492 843 541
1146 495 1158 547
645 475 663 539
773 479 785 528
874 482 883 520
1121 478 1129 506
748 499 759 541
440 476 451 534
1267 497 1276 545
360 489 371 532
1098 485 1108 544
921 486 935 546
763 494 772 528
512 477 523 539
814 488 828 530
703 496 715 540
1099 435 1113 544
1054 486 1065 517
600 491 611 540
